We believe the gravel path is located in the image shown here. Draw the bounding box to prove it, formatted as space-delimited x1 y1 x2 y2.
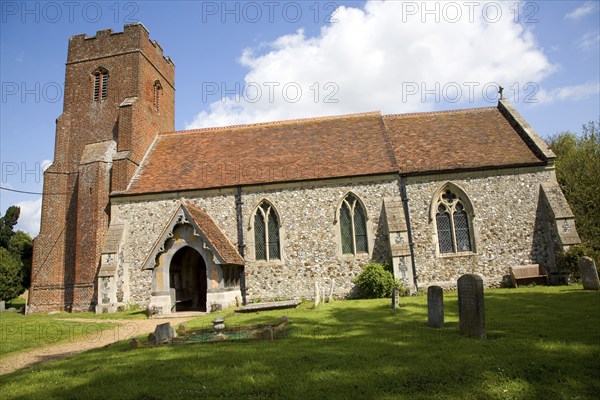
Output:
0 317 192 375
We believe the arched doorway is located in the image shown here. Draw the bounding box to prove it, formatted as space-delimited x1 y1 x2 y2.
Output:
169 246 207 312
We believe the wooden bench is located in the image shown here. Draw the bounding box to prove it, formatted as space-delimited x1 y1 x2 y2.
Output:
509 264 548 288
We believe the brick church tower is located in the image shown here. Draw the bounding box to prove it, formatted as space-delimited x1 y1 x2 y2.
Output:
29 23 174 312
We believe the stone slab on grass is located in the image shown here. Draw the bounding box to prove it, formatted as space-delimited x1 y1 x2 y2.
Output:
235 300 301 313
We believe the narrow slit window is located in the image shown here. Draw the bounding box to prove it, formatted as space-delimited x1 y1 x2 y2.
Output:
154 80 162 112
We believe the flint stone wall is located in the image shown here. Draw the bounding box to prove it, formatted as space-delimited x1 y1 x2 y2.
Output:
113 179 399 305
406 167 553 288
112 166 554 306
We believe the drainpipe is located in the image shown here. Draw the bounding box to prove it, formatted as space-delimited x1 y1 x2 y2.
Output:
235 186 247 305
400 176 418 291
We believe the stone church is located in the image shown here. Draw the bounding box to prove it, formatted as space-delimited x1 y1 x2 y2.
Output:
28 23 580 314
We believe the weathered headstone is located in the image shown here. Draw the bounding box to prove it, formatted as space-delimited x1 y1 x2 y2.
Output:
0 301 5 312
457 274 486 339
314 282 320 307
427 286 444 328
130 339 142 349
391 287 399 309
151 322 176 345
328 279 335 303
578 256 600 290
177 323 187 336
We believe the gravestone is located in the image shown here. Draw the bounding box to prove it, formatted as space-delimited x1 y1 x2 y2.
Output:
0 301 5 312
391 287 399 309
578 256 600 290
328 279 335 303
151 322 176 345
314 282 320 307
427 286 444 328
457 274 486 339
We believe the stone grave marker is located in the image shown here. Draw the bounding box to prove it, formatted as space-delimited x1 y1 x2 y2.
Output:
578 256 600 290
457 274 486 339
314 282 320 307
391 287 399 309
0 301 5 312
427 286 444 328
151 322 176 345
328 279 335 303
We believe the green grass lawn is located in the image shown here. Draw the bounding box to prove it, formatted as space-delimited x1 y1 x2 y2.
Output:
1 286 598 400
0 311 120 357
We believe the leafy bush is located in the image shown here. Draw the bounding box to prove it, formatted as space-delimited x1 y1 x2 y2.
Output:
0 247 24 301
556 245 599 281
354 262 397 298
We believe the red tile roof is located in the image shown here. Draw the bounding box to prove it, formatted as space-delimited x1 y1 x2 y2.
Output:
125 112 397 194
383 107 544 174
183 201 244 265
121 105 545 196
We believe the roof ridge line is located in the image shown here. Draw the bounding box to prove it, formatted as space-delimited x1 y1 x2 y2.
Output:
383 106 497 118
162 111 382 136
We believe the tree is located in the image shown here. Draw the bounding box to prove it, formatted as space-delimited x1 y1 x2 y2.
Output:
548 121 600 255
8 231 33 288
0 247 24 301
0 206 20 248
0 206 32 297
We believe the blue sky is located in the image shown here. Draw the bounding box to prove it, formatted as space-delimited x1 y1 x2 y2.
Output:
1 0 599 235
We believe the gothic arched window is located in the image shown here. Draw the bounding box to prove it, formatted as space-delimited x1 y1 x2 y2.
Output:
340 193 368 255
93 68 109 101
435 188 473 254
254 201 280 261
153 80 162 112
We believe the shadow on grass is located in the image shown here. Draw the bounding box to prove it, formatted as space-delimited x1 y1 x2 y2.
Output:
1 287 598 400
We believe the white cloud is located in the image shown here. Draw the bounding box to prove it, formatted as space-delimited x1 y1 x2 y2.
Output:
186 0 555 129
577 31 600 51
41 159 53 172
535 82 600 105
15 197 42 237
565 1 597 20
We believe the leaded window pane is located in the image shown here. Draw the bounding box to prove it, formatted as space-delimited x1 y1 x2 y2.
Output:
454 203 472 252
436 206 453 253
254 211 266 260
354 204 368 253
340 203 354 254
268 209 280 259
